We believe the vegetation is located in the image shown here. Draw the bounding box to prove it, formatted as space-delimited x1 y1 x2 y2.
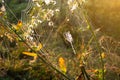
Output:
0 0 120 80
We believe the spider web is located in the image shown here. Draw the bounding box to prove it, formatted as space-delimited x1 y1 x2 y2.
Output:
21 0 91 79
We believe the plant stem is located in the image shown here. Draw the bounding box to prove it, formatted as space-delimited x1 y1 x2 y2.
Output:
4 23 72 80
84 13 105 80
70 42 77 55
77 1 105 79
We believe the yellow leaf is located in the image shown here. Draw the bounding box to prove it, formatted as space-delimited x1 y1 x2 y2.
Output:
12 25 20 31
0 12 3 16
12 21 22 30
58 57 67 74
36 43 42 51
22 52 37 63
22 52 37 57
101 52 105 58
17 20 22 27
93 69 99 73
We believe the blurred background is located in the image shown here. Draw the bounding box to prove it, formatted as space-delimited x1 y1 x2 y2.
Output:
0 0 120 80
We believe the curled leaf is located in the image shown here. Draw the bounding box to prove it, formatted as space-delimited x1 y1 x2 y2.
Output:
22 52 37 62
58 57 67 74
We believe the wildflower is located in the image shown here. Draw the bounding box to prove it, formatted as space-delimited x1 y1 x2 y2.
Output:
44 0 52 5
23 32 30 39
95 28 101 34
33 21 38 27
27 28 32 34
48 9 54 17
52 0 56 5
71 3 78 11
31 16 35 23
29 36 34 41
32 0 37 2
31 30 34 34
55 9 60 12
48 21 54 26
67 18 70 22
29 25 33 28
5 33 13 42
67 0 73 5
36 2 40 7
2 0 4 3
37 20 42 23
59 57 67 74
